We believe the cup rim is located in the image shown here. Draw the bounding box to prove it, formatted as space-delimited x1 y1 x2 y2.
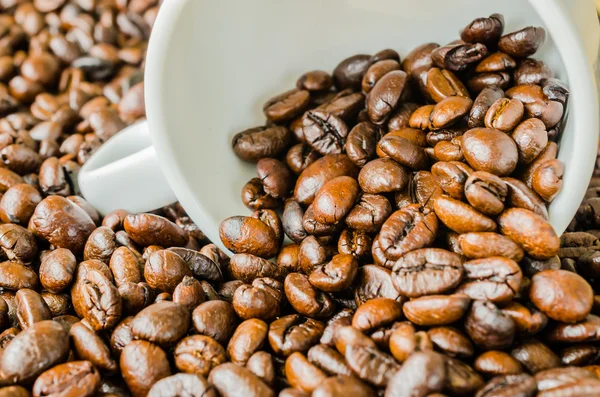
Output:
145 0 600 252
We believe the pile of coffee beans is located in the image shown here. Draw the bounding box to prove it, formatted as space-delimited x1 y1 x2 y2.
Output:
0 2 595 396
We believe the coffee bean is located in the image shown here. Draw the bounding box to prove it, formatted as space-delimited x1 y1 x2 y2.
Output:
285 273 335 318
286 144 320 176
0 320 69 384
429 96 473 130
535 367 598 391
384 351 446 397
457 257 522 304
388 322 433 363
0 183 41 225
232 125 292 163
431 161 473 199
461 128 518 176
427 67 469 103
301 110 348 156
78 269 122 330
32 361 101 397
469 86 505 128
458 232 524 262
362 60 401 94
268 314 324 356
367 70 407 124
227 318 268 366
474 351 524 377
15 288 51 329
297 71 333 92
392 248 464 297
353 265 403 306
333 54 372 91
484 98 524 132
461 13 505 47
476 52 517 73
345 194 392 233
502 177 549 219
403 294 471 326
377 134 428 170
475 374 536 397
131 301 190 345
174 334 226 377
387 103 421 131
498 208 560 259
444 356 485 396
124 213 186 248
465 300 515 350
121 340 171 397
246 351 275 386
308 254 358 292
434 195 497 234
233 278 282 321
313 375 375 397
532 159 564 202
499 27 546 58
144 250 192 293
70 321 117 372
148 373 216 397
428 326 474 359
210 362 274 397
318 91 365 121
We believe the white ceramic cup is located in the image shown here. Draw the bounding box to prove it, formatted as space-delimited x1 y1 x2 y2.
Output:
79 0 600 255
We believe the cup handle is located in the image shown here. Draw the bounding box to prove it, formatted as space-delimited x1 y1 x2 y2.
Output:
78 120 177 215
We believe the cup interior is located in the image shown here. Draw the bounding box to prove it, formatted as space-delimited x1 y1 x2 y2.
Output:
145 0 595 250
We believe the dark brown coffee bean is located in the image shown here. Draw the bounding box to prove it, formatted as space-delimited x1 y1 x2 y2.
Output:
285 273 335 318
307 344 352 377
500 301 548 335
345 194 392 233
313 375 374 397
476 52 517 73
548 314 600 343
345 122 382 167
229 253 286 283
192 300 238 346
32 360 101 397
461 128 518 176
532 159 564 202
536 367 598 392
144 249 192 293
344 343 399 388
311 176 359 224
256 158 293 200
458 232 523 262
426 67 469 103
232 125 292 163
286 144 320 176
513 59 552 86
83 226 116 264
0 223 36 264
469 86 505 128
70 321 117 372
169 247 222 281
474 351 524 377
475 374 536 397
498 27 546 58
429 96 473 130
0 183 41 225
350 298 403 334
433 140 464 162
15 288 51 329
498 208 560 259
431 161 472 199
502 177 548 219
308 254 358 293
377 134 428 170
388 322 433 363
465 300 515 350
0 320 69 384
131 301 189 345
333 54 372 91
511 340 561 374
148 373 217 397
428 326 473 358
484 98 524 132
432 42 488 72
462 171 507 216
297 70 333 92
233 278 282 321
359 158 408 195
367 70 407 124
460 13 505 47
384 351 446 397
362 60 401 94
529 269 592 323
121 340 171 397
353 265 403 306
172 276 205 311
40 291 70 317
404 294 471 326
0 261 38 291
434 195 497 234
294 154 358 206
444 356 485 396
268 314 324 357
210 362 274 397
392 248 464 297
409 104 435 130
173 334 226 377
29 195 95 254
227 318 268 366
457 257 522 304
109 246 143 288
282 199 308 244
300 110 348 156
387 103 421 131
78 269 122 331
317 91 365 121
123 213 186 248
542 77 569 105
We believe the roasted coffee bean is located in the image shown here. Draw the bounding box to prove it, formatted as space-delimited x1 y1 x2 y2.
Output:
227 318 268 366
0 223 37 263
444 356 485 395
457 257 522 304
461 128 518 176
474 351 524 377
174 334 226 377
32 361 101 397
476 52 517 73
285 351 328 392
83 226 117 264
337 228 371 260
294 154 358 206
344 343 400 387
232 125 292 163
428 326 474 358
124 213 187 248
392 248 464 297
320 310 353 346
530 269 593 323
78 269 122 331
388 103 421 131
498 26 546 58
301 110 349 156
144 249 192 293
548 314 600 343
333 54 373 91
510 339 560 374
263 89 310 123
410 105 435 130
384 351 446 397
0 183 42 225
313 375 374 397
233 278 282 321
367 70 407 124
359 158 409 194
297 70 333 92
172 276 205 311
256 158 293 200
465 300 515 350
403 294 471 326
0 320 69 384
461 13 505 47
121 340 171 397
317 91 365 121
307 344 352 376
210 362 274 397
192 300 238 345
169 247 222 281
431 161 473 199
484 98 524 132
498 208 560 259
354 265 403 305
352 298 403 333
147 373 216 397
531 159 564 202
230 253 287 283
469 86 505 128
429 96 473 130
362 60 401 94
377 134 428 170
282 199 308 244
70 321 117 372
345 122 382 167
285 273 335 318
536 366 597 392
389 322 433 362
433 140 464 162
503 177 549 219
246 351 275 386
475 374 536 397
309 254 358 292
131 301 190 345
542 77 569 105
286 144 320 176
432 42 488 72
312 176 359 224
345 194 392 233
426 67 469 103
458 232 524 262
268 314 325 356
15 288 51 329
29 195 96 254
297 235 333 274
434 195 497 234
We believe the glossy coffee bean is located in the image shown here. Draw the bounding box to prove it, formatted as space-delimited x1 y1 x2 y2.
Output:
484 98 524 132
510 339 560 374
70 321 117 372
474 351 524 377
465 300 515 350
432 42 488 72
502 177 549 219
498 208 559 259
434 195 496 234
458 232 524 262
32 361 101 397
227 319 268 366
426 67 469 103
345 194 392 233
461 128 518 176
121 340 171 397
362 60 401 94
428 326 474 359
285 273 335 318
268 314 325 356
232 126 292 163
460 13 505 47
475 374 536 397
389 322 433 363
174 334 226 377
498 26 546 58
309 254 358 292
403 294 470 326
531 159 564 202
285 352 328 392
301 110 349 156
353 265 403 306
144 250 192 293
457 257 522 304
333 54 372 91
384 351 446 397
367 70 407 124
